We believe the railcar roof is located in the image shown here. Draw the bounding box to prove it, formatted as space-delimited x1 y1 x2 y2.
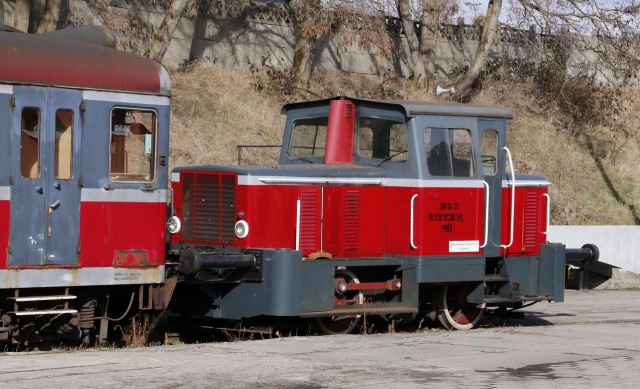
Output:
281 96 514 119
0 30 170 95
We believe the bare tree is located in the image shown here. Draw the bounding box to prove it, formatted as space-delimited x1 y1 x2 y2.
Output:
395 0 459 86
452 0 502 92
447 0 640 93
14 0 30 32
289 0 392 87
36 0 64 33
147 0 197 62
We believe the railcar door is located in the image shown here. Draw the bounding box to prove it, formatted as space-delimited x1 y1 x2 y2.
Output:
478 120 506 257
9 86 81 266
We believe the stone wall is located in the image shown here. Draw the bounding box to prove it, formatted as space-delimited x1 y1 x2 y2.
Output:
1 0 615 81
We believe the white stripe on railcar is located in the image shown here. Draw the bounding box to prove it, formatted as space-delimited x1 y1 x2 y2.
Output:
81 188 168 203
83 90 170 106
0 266 165 289
0 186 9 201
0 84 13 94
238 175 485 189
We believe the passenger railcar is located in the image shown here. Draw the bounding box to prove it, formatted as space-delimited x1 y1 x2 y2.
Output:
167 97 597 333
0 29 173 344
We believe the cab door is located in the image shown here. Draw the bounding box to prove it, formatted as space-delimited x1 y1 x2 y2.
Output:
9 86 81 266
478 120 506 257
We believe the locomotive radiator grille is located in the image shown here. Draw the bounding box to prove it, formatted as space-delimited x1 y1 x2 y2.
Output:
181 172 237 243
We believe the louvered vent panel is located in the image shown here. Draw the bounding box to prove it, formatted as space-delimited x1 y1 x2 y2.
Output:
299 190 318 251
523 191 538 249
180 172 236 243
344 191 359 251
221 175 237 241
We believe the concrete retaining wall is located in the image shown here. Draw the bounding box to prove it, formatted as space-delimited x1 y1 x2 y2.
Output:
549 225 640 273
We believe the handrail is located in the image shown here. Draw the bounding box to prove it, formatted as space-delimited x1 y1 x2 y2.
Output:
410 194 418 249
481 181 490 248
543 193 551 235
501 146 516 249
295 199 301 251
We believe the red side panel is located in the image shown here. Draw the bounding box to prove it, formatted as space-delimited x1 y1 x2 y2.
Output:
79 202 167 267
385 186 484 256
501 186 548 256
324 99 355 164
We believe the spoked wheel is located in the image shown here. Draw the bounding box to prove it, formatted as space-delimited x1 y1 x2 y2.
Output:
436 285 485 330
315 269 364 335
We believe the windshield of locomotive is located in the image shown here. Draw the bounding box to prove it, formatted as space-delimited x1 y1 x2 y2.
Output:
357 117 408 163
288 116 328 161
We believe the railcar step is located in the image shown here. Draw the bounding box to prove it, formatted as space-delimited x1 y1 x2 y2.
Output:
8 295 77 302
12 309 78 316
301 304 418 318
483 295 554 304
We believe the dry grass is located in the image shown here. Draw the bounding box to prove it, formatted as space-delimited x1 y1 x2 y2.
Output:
169 62 640 225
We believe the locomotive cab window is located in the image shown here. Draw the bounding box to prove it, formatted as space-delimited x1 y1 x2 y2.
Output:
358 117 408 162
110 108 157 182
288 117 328 161
480 129 499 176
425 128 476 177
21 107 40 179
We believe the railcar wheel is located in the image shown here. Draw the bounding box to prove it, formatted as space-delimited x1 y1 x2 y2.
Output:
436 285 485 330
315 269 364 335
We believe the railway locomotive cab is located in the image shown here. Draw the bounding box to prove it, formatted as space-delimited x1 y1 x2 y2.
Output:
168 97 591 333
0 30 173 344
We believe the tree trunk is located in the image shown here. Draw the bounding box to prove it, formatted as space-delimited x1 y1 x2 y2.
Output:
148 0 195 62
453 0 503 93
292 34 316 87
14 0 31 32
420 0 439 78
36 0 63 34
397 0 426 83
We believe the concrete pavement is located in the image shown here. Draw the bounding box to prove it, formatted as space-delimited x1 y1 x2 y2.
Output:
1 290 640 388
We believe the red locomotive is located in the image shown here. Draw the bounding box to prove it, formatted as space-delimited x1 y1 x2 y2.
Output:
167 97 598 333
0 28 174 344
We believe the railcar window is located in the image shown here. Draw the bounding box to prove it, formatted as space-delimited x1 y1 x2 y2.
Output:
480 129 498 176
55 110 73 180
288 117 328 160
358 117 408 162
425 128 476 177
110 108 156 182
20 107 40 179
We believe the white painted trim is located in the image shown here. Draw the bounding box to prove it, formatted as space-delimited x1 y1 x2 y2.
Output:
502 180 551 187
0 186 9 201
81 188 168 203
238 176 485 189
0 84 13 94
258 177 383 185
83 90 170 106
0 266 164 289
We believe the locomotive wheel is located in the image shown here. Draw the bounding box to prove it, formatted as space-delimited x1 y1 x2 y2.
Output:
315 269 364 335
436 285 485 330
